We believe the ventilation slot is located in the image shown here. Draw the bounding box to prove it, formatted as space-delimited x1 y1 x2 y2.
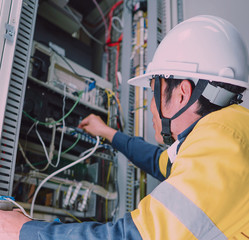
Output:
125 85 135 212
0 0 38 196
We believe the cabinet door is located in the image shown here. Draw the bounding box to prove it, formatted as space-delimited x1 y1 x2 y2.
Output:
0 0 22 137
0 0 12 67
0 0 38 196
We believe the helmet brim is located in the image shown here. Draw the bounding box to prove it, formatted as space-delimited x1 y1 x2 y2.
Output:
128 70 249 89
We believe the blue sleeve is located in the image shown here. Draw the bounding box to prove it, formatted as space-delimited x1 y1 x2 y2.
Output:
112 132 165 181
19 213 142 240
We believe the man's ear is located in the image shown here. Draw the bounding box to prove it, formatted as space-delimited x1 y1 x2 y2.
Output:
179 80 193 104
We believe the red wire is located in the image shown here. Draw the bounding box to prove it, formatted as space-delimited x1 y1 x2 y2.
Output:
106 0 123 45
106 33 123 47
106 34 123 98
104 1 123 81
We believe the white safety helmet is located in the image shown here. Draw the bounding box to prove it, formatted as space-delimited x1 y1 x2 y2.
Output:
128 15 249 106
128 15 249 145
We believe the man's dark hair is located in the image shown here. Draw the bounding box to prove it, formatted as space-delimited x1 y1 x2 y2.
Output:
163 78 246 117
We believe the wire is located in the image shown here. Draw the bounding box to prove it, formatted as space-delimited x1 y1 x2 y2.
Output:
61 134 81 155
106 163 113 186
51 48 95 83
35 119 64 168
105 88 125 130
106 1 123 81
21 133 80 171
30 136 100 218
18 142 49 172
64 5 104 46
28 167 117 200
62 210 82 223
111 159 119 222
48 124 56 163
35 122 54 166
92 0 108 41
5 198 34 220
106 1 124 44
91 0 110 81
105 89 113 126
111 16 123 33
23 90 83 126
53 84 67 168
130 105 148 113
105 161 113 222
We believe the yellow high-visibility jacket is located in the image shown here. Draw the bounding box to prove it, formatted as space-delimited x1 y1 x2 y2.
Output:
132 104 249 239
20 105 249 240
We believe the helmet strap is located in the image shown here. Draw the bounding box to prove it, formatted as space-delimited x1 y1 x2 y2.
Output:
154 75 208 146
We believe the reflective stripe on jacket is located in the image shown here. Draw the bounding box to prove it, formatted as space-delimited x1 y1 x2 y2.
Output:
20 105 249 240
132 105 249 239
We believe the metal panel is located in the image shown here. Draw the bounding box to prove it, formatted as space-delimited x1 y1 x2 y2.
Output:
125 84 136 212
117 0 135 218
0 0 38 196
0 0 12 67
177 0 184 23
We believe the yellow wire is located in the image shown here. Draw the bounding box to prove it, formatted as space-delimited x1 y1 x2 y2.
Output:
105 88 125 129
62 210 82 223
105 89 113 126
105 162 113 222
108 89 122 112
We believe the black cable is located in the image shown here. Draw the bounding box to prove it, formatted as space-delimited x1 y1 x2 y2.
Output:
51 48 95 83
34 41 96 83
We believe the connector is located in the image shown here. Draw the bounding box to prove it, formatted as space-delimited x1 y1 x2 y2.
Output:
0 196 15 211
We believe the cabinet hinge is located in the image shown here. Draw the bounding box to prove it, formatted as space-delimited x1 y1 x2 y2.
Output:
5 23 15 42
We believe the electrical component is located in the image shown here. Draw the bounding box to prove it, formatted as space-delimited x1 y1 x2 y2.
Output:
70 182 82 205
78 188 90 212
30 136 100 218
0 196 14 211
31 50 50 83
63 185 73 208
15 40 117 222
29 41 111 113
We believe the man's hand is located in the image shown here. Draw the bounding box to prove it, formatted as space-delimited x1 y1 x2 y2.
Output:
78 114 117 143
0 209 31 240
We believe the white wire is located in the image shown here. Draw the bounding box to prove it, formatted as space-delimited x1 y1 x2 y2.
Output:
52 84 66 168
64 5 104 45
35 122 52 164
6 198 33 220
35 122 58 168
111 16 123 33
48 124 56 162
30 136 100 218
18 142 49 172
27 121 36 136
35 84 66 168
79 144 102 157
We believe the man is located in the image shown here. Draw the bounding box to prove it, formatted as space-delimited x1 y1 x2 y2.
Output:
1 15 249 239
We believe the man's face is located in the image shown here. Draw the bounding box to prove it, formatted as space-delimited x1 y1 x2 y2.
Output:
150 78 180 144
150 77 199 143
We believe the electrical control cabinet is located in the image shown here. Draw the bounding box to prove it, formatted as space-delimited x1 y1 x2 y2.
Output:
13 40 118 222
